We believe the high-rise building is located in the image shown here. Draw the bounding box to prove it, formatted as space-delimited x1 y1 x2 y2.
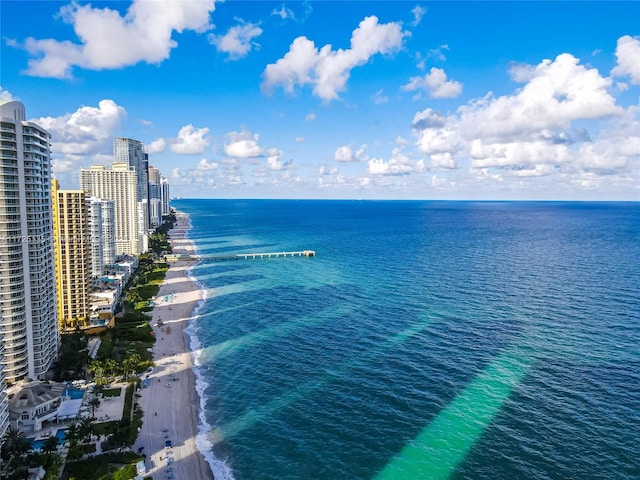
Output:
52 180 91 330
88 197 116 276
160 177 170 215
148 165 160 186
137 199 149 253
80 163 141 255
114 138 149 226
149 198 162 228
0 342 8 438
148 166 161 227
0 100 59 387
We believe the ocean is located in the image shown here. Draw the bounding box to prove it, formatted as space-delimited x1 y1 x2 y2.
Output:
173 199 640 480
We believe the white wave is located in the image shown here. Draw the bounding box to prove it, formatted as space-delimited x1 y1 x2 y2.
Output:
182 210 237 480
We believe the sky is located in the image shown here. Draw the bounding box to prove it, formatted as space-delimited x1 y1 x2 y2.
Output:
1 1 639 200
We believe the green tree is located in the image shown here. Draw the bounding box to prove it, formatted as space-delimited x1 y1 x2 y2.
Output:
65 422 79 446
104 358 120 381
87 361 106 385
1 426 31 477
77 418 94 443
2 426 31 457
88 397 101 418
122 353 142 378
41 435 58 454
92 383 105 397
125 289 142 306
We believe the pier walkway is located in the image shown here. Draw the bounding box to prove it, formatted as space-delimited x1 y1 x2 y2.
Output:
171 250 316 262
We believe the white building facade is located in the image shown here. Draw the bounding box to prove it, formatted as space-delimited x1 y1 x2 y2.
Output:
0 101 59 390
88 197 116 276
160 177 170 215
114 138 149 227
80 163 141 255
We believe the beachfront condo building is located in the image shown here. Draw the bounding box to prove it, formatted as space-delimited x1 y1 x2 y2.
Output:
161 177 170 216
80 163 141 255
52 180 92 330
137 199 149 253
114 137 150 227
0 343 8 438
0 100 60 386
148 165 160 187
150 197 162 228
148 165 161 227
88 197 116 277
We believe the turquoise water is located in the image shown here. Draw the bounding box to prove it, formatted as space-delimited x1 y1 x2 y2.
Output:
30 428 67 451
175 200 640 480
63 388 85 400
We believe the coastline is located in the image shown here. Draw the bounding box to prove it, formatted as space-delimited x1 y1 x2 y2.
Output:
133 212 215 479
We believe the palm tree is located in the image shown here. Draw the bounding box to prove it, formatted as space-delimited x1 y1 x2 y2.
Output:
1 426 31 476
122 353 142 378
2 426 31 458
64 422 79 447
87 361 106 385
77 418 94 444
41 435 58 454
104 358 119 382
92 383 105 398
87 397 101 418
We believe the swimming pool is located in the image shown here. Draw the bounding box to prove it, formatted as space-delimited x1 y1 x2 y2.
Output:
29 428 67 451
63 388 85 400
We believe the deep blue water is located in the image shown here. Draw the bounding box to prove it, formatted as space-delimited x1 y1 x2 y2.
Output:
173 199 640 480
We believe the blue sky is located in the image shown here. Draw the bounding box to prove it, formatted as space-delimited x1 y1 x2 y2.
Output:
2 1 639 200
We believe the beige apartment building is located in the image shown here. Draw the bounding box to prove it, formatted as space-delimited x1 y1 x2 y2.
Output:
80 163 141 255
52 180 92 330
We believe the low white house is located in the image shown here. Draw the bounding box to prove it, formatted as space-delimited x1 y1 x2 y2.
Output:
7 381 66 433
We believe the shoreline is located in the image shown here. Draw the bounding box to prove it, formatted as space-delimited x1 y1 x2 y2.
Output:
133 212 215 479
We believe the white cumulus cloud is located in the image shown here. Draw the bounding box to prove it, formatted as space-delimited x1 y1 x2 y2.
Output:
366 148 424 175
266 148 287 170
334 144 367 162
456 53 621 143
262 16 408 101
146 138 167 154
170 124 211 154
402 67 463 98
224 130 264 158
611 35 640 84
21 0 216 78
196 158 219 171
0 88 15 103
411 52 635 184
34 99 126 155
208 22 262 60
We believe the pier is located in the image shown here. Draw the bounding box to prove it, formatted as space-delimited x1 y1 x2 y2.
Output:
235 250 316 260
175 250 316 262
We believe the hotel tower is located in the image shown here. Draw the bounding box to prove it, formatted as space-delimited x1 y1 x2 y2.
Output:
80 163 140 255
114 138 149 227
52 180 92 330
88 197 116 277
0 101 59 389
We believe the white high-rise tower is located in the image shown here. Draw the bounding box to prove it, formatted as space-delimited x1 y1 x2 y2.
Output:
88 197 116 276
114 138 149 227
80 163 141 255
0 101 59 391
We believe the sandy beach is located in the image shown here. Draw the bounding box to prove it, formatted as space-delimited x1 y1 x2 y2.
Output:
133 212 214 479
